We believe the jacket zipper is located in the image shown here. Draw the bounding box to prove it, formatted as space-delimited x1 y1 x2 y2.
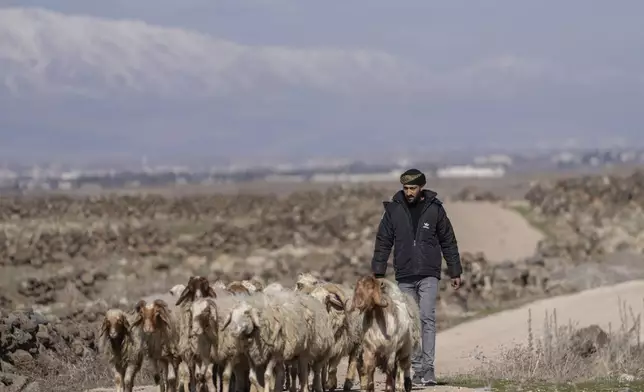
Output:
400 198 432 247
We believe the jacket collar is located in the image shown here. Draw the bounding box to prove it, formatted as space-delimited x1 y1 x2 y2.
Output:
391 189 438 204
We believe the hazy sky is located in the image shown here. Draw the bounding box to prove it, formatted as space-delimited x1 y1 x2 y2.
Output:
0 1 643 164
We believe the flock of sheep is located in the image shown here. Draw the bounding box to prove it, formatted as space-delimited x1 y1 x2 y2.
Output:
98 273 421 392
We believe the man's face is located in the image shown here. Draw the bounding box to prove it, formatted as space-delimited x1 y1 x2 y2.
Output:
403 185 422 203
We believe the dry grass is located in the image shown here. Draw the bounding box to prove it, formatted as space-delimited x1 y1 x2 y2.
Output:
14 349 156 392
446 298 644 390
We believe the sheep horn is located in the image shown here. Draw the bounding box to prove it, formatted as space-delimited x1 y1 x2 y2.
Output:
323 283 347 304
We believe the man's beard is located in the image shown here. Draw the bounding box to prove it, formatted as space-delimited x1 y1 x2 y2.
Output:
406 194 419 204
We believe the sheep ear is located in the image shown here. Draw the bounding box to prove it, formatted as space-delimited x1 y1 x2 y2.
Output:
99 318 109 337
221 313 232 331
135 300 146 314
153 299 168 308
373 289 388 308
250 308 261 328
176 286 193 306
121 316 131 330
206 286 218 298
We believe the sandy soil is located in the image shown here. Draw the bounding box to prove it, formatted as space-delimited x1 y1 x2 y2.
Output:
435 280 644 375
442 201 543 263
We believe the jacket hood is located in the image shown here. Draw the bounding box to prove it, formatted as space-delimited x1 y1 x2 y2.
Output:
391 189 438 204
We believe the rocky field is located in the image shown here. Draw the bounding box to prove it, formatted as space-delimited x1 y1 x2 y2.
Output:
2 171 644 391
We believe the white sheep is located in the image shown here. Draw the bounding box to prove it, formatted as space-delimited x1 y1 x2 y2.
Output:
170 276 220 392
190 293 254 392
222 291 313 392
295 290 335 392
308 283 363 392
295 274 363 391
98 308 145 392
348 276 420 392
263 282 287 295
294 273 323 294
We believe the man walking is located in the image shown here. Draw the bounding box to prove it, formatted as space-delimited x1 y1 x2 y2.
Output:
371 168 463 386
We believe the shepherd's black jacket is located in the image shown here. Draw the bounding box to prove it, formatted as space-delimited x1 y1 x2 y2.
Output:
371 189 463 281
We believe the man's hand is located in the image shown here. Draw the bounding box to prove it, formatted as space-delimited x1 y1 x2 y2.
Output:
451 276 462 290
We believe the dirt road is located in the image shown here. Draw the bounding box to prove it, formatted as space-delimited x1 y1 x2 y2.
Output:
434 280 644 375
442 201 542 263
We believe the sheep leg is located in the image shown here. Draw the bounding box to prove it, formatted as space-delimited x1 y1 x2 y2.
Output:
343 349 359 391
152 360 166 392
283 364 291 391
274 361 285 392
114 366 124 392
249 367 263 392
358 351 375 392
166 360 179 392
235 360 251 392
297 357 310 392
211 364 218 392
221 362 234 392
384 355 397 392
325 356 342 392
289 362 298 392
205 363 217 392
218 365 224 392
123 363 140 392
263 358 278 392
396 355 412 392
384 372 395 392
195 361 208 392
311 360 325 392
178 361 191 392
320 363 327 391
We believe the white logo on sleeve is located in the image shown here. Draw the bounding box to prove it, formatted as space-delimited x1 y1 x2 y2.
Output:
422 222 430 229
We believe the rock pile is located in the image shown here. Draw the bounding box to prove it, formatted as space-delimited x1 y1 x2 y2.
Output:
525 170 644 261
452 186 502 202
0 307 103 390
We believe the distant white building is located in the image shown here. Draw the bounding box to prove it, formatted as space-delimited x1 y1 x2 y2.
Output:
436 165 505 178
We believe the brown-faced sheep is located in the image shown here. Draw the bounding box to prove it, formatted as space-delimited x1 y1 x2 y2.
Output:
98 309 145 392
348 276 419 392
132 299 182 392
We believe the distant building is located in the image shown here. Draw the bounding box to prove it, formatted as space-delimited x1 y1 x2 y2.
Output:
436 165 505 178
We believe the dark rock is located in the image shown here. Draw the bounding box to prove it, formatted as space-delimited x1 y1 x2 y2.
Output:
570 324 610 357
8 349 33 366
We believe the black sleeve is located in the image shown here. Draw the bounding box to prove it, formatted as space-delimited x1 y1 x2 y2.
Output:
436 204 463 278
371 207 394 278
